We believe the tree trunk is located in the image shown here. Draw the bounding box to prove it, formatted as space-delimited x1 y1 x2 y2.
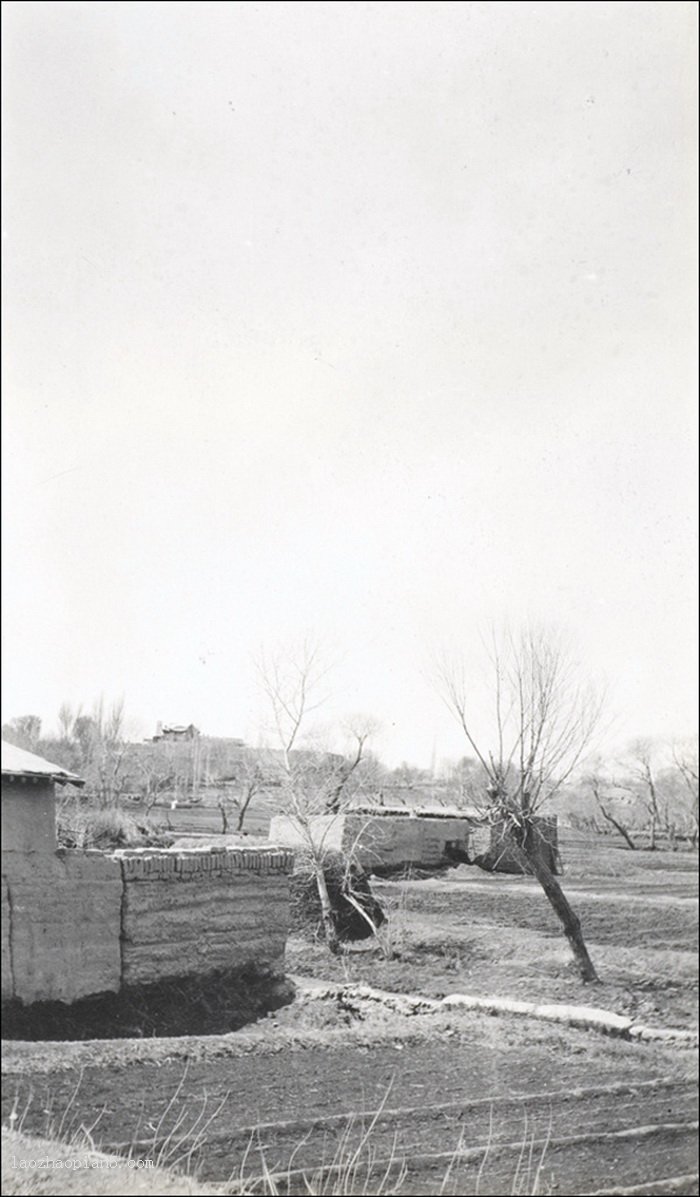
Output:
521 838 600 984
648 813 657 851
236 785 256 832
313 862 341 955
596 801 636 850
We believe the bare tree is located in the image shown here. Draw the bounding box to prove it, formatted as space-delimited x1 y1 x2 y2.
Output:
671 738 699 847
441 755 484 809
436 624 604 983
256 641 380 954
129 742 177 813
618 739 663 850
89 697 127 807
326 715 381 812
1 714 42 751
56 697 128 806
256 641 341 951
57 702 75 743
216 757 266 834
583 768 637 850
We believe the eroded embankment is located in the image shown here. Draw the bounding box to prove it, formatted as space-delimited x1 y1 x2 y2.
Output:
2 969 294 1042
2 979 698 1079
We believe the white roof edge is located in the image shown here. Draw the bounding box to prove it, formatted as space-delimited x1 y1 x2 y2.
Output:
1 740 85 786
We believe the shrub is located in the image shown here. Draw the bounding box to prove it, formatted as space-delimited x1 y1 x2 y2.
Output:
57 802 173 850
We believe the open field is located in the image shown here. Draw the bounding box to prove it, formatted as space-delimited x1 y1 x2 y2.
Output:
3 831 698 1195
138 796 278 840
286 831 699 1029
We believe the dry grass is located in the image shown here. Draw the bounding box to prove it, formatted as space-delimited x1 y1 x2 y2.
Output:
222 1094 555 1196
3 1074 557 1197
3 1069 222 1195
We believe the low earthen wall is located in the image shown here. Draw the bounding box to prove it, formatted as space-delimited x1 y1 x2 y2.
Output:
269 811 473 872
1 850 122 1004
116 847 293 986
1 846 294 1006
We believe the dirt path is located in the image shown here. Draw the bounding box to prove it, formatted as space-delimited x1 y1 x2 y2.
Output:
399 876 699 903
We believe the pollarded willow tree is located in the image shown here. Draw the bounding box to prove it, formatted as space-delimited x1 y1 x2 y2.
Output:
436 625 605 983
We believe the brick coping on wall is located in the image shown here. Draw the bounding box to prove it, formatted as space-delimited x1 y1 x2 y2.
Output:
110 844 295 878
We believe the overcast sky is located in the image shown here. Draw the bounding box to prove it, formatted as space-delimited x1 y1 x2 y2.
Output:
2 1 697 766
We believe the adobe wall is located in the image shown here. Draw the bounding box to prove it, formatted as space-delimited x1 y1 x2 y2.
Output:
116 847 294 986
269 811 473 872
1 843 294 1006
1 849 122 1004
1 780 56 855
1 877 13 1001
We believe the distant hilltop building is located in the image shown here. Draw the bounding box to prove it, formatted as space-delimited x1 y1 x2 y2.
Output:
153 722 200 743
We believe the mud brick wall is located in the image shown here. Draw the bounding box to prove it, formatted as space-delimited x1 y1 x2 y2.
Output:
2 841 295 1006
116 847 295 986
1 877 13 1001
341 813 473 871
1 850 122 1004
269 812 473 872
1 780 56 855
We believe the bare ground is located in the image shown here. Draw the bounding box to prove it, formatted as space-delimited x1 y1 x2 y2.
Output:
2 998 697 1194
286 835 698 1029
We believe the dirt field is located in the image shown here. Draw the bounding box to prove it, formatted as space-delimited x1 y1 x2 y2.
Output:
2 831 697 1195
145 796 277 839
3 999 697 1195
287 832 698 1030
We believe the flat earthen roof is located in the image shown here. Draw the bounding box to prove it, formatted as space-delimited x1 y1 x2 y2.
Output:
349 804 482 820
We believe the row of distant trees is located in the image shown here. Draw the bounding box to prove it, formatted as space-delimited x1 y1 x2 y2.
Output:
444 742 699 851
559 742 698 850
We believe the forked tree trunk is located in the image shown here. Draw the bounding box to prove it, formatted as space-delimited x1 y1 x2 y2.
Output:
236 784 257 832
521 835 600 984
313 861 341 955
